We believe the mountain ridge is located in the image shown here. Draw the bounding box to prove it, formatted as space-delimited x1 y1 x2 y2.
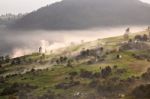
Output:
10 0 150 30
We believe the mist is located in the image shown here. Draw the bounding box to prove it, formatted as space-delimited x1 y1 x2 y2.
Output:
0 26 147 58
0 0 149 58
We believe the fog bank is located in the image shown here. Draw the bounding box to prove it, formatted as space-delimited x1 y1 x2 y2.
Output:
0 26 147 57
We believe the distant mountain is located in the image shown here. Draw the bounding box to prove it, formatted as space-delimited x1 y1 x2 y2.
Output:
10 0 150 30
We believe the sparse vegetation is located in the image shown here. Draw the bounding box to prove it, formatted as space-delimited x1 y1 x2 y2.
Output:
0 30 150 99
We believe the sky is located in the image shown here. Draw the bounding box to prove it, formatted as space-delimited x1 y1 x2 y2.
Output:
0 0 62 15
0 0 149 15
0 0 150 15
140 0 150 3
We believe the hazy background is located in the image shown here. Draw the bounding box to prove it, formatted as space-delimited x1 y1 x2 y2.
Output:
0 0 62 15
0 26 147 57
0 0 150 57
0 0 149 15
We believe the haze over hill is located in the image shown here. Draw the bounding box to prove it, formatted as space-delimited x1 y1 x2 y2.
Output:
10 0 150 30
1 1 150 99
0 0 150 57
1 27 150 99
0 26 146 57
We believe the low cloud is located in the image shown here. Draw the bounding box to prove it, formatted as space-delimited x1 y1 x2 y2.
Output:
0 25 147 57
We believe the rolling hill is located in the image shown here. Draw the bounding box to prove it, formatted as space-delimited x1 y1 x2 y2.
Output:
0 29 150 99
10 0 150 30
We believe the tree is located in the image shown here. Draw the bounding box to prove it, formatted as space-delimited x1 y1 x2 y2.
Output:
101 66 112 78
134 35 142 41
80 69 93 78
0 56 4 63
0 63 2 67
5 55 10 63
39 47 42 53
131 84 150 99
100 47 104 52
126 28 130 33
67 59 73 67
11 58 21 65
128 39 133 43
143 34 148 41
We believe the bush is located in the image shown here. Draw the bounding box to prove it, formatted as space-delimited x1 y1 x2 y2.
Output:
67 59 73 67
8 95 18 99
69 71 78 77
1 83 19 95
80 69 93 78
89 80 99 88
0 77 5 84
115 68 127 75
55 81 80 89
93 72 100 78
131 84 150 99
101 66 112 78
97 81 125 96
38 90 56 99
1 83 37 96
134 34 148 41
141 68 150 81
134 35 143 41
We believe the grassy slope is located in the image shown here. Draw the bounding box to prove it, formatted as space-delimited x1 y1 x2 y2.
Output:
0 30 150 99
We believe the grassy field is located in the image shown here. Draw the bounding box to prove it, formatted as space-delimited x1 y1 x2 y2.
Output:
0 30 150 99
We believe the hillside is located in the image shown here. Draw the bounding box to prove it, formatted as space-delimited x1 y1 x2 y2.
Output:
0 14 23 28
0 29 150 99
10 0 150 30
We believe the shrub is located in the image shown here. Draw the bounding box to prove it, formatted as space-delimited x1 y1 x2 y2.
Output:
1 83 37 96
101 66 112 78
55 81 80 89
93 72 100 78
131 84 150 99
69 71 78 77
89 80 99 88
80 69 93 78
